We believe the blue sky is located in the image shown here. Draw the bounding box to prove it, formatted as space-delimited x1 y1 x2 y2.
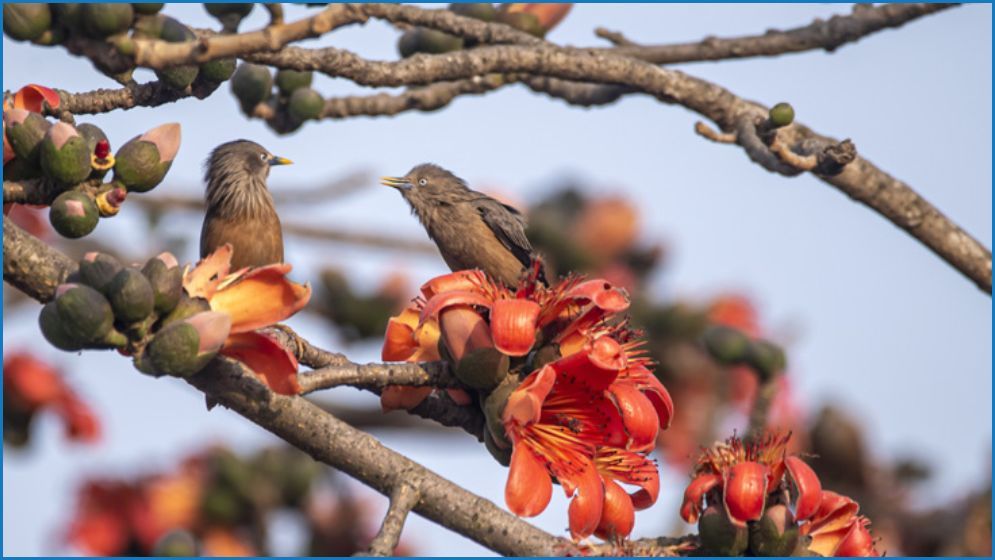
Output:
3 4 992 556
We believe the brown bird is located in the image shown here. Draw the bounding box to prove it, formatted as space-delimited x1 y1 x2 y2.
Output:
200 140 293 270
381 163 543 287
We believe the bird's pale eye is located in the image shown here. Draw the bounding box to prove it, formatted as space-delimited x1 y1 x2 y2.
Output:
259 153 268 161
418 178 428 186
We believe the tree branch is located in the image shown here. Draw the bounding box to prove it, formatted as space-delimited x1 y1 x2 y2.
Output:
299 361 458 395
364 482 420 556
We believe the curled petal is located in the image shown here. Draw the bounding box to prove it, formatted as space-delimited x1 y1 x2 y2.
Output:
566 462 604 540
607 382 658 451
382 309 420 361
13 84 60 113
420 270 489 299
785 456 823 521
680 473 721 524
566 279 630 312
805 491 860 536
490 298 540 356
208 264 311 333
723 462 768 525
598 449 660 511
183 244 233 299
439 305 493 362
220 331 300 395
419 290 492 324
505 445 553 517
835 518 879 557
595 478 635 541
503 365 556 426
380 386 432 412
809 524 857 557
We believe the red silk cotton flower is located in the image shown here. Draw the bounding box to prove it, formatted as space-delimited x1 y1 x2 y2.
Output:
381 264 674 542
680 433 822 527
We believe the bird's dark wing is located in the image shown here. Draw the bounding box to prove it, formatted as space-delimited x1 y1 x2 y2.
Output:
471 195 534 268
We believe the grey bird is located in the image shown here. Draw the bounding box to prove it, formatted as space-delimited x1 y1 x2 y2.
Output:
200 140 293 271
381 163 543 287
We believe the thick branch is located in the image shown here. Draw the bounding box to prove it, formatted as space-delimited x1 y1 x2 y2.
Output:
3 217 76 302
605 4 958 64
364 482 420 556
299 361 457 395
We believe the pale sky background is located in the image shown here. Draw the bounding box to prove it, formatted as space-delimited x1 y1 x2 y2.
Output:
3 3 992 556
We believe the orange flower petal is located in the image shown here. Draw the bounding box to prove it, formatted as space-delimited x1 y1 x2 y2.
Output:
548 335 624 392
445 388 472 406
58 393 101 443
209 264 311 333
420 270 489 299
13 84 60 113
505 444 553 517
835 518 879 557
809 524 855 557
490 298 540 356
681 473 721 524
419 290 493 324
723 462 768 525
566 462 604 540
607 382 658 451
380 386 433 412
4 352 66 408
595 478 635 541
785 456 823 522
503 365 556 426
220 331 301 395
382 311 420 361
183 244 233 299
3 123 14 164
439 305 493 362
806 491 861 536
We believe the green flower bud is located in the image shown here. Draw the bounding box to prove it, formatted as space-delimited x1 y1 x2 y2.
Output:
769 102 795 128
131 3 164 15
4 109 51 166
79 252 124 294
130 12 166 38
39 301 85 352
746 339 786 381
199 57 237 83
75 123 112 180
141 252 183 315
455 346 509 391
483 375 518 450
160 294 211 327
204 3 253 31
496 11 544 38
528 344 561 373
398 28 464 58
749 504 801 557
31 27 65 47
699 505 750 556
54 283 114 344
81 3 134 39
112 122 180 192
107 268 155 324
49 191 99 239
230 63 272 113
702 325 751 365
3 3 52 42
275 69 313 96
40 122 92 185
286 88 323 122
147 311 231 377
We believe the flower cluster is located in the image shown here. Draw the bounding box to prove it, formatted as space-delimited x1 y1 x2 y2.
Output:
381 266 673 541
681 433 880 556
3 351 99 445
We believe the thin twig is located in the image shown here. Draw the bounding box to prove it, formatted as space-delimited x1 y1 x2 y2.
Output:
298 361 458 395
694 121 737 144
364 482 420 556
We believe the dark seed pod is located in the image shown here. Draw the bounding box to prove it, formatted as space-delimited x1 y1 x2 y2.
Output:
397 28 464 58
81 3 134 39
449 3 497 22
199 57 237 83
769 102 795 128
204 3 253 31
107 268 155 323
141 252 183 314
131 3 164 15
54 283 114 344
3 3 52 42
699 506 750 556
39 301 85 352
49 191 99 239
79 252 124 294
51 4 82 31
154 18 199 90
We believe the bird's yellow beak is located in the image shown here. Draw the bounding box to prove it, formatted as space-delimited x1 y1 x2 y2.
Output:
269 156 293 166
380 176 411 190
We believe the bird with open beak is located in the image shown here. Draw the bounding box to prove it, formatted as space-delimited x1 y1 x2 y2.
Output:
200 140 293 271
381 163 543 288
